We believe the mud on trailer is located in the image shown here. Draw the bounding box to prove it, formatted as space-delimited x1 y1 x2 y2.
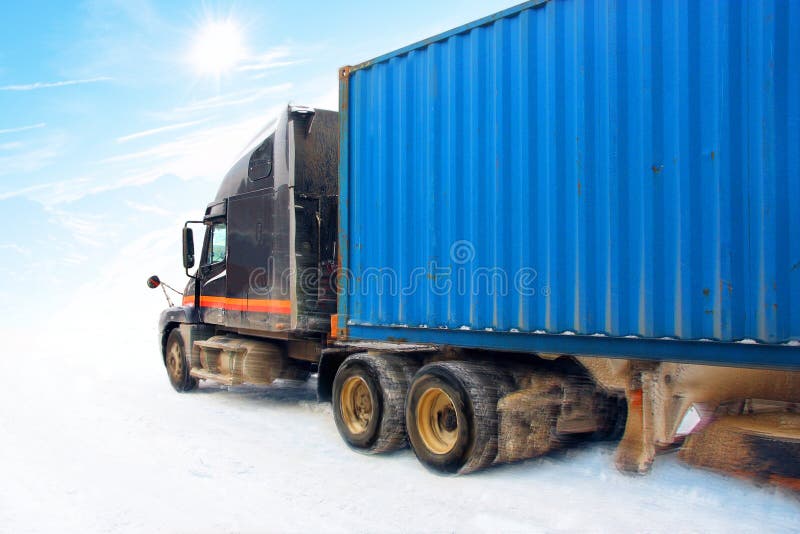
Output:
151 0 800 484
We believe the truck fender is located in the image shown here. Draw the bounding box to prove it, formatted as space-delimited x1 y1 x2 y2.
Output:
158 306 199 362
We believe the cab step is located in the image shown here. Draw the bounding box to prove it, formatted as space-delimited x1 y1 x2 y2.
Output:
189 367 239 386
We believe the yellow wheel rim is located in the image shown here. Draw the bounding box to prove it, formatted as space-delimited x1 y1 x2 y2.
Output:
340 376 373 435
416 387 459 455
167 342 183 382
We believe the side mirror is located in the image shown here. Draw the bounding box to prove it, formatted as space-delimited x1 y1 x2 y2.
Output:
147 275 161 289
182 227 195 269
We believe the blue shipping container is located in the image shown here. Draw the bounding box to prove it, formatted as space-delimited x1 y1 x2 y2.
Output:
338 0 800 369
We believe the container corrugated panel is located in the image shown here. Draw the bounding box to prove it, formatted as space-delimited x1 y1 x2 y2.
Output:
339 0 800 367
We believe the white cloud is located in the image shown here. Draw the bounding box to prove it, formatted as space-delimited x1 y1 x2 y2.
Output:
12 106 279 207
0 112 266 208
0 145 62 177
0 74 338 208
125 200 171 216
116 118 211 143
1 78 337 210
0 142 23 151
310 85 340 112
0 177 95 207
62 252 90 265
0 182 52 201
0 244 32 256
46 208 112 248
97 109 277 171
0 123 46 135
173 84 291 113
98 148 172 166
238 47 302 72
244 60 302 74
0 77 112 91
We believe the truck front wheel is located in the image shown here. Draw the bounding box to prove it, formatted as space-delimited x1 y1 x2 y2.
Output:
165 329 197 392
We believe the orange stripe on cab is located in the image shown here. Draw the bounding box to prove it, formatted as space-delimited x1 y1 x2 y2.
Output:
197 295 291 314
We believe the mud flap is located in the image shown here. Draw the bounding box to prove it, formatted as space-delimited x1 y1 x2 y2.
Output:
680 413 800 491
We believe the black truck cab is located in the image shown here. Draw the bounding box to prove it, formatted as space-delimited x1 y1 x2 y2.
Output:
160 105 339 358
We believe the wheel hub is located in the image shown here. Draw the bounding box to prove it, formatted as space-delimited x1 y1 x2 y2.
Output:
340 376 373 435
440 405 458 432
168 343 183 380
417 387 459 455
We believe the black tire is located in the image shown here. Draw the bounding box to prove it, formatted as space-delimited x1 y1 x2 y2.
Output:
332 353 418 454
406 361 513 475
165 329 197 392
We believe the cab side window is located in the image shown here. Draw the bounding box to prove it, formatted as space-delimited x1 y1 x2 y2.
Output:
248 134 274 182
206 223 227 264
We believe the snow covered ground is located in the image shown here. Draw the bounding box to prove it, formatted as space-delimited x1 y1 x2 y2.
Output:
1 323 799 533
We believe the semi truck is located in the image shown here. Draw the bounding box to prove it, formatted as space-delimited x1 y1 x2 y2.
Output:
152 0 800 483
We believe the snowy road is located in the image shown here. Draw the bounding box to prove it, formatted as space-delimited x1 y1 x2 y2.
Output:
1 331 798 533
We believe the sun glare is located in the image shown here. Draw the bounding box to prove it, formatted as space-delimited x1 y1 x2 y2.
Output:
190 19 245 76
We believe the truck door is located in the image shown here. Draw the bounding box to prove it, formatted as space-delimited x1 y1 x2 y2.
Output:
225 190 272 329
198 220 227 325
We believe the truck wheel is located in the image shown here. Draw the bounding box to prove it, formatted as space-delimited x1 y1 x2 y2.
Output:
165 329 197 392
406 361 510 475
332 353 417 453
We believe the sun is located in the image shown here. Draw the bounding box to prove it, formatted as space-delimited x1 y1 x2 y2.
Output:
190 19 245 77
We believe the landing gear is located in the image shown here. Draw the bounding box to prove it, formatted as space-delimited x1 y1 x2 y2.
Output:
165 329 197 392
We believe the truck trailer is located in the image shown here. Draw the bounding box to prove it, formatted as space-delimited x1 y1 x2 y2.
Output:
153 0 800 482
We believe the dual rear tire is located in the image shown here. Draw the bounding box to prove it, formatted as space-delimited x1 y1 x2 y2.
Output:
332 353 418 453
333 356 512 474
406 361 513 474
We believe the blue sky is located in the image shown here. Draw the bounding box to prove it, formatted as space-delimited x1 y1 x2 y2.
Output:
0 0 516 332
